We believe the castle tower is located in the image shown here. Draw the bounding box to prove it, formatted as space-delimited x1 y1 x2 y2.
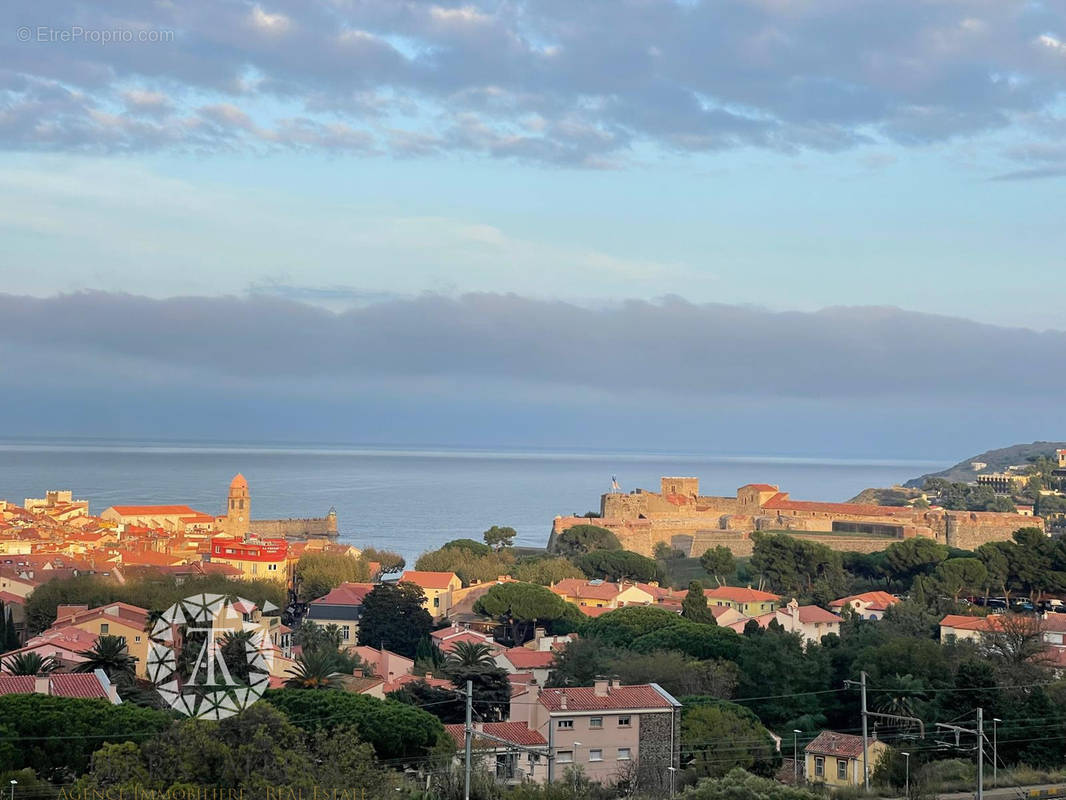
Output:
225 473 250 536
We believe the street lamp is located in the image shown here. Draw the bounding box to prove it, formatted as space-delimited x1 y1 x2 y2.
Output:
993 718 1002 786
793 730 802 784
9 779 16 800
901 753 910 798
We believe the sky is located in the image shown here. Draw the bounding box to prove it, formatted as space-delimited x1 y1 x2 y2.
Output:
1 0 1065 458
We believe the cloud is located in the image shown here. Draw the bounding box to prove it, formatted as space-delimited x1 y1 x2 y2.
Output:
2 1 1065 165
2 291 1064 399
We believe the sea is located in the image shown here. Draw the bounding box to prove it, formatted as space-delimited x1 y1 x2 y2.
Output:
0 439 945 562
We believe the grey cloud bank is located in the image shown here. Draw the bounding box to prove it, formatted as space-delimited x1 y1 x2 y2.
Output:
0 292 1062 458
2 1 1066 169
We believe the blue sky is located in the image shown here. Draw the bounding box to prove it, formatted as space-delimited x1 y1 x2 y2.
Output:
2 1 1065 456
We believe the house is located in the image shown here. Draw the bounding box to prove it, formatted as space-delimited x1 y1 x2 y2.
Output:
51 602 150 677
399 571 462 619
305 582 375 644
774 600 843 645
497 647 556 685
549 579 655 611
350 645 414 685
830 591 900 620
0 671 121 703
509 679 681 785
442 722 548 783
432 624 502 654
939 613 1066 653
704 586 780 616
804 731 887 787
206 535 294 585
0 627 102 672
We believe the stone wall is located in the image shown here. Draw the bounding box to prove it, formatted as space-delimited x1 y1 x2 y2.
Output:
249 515 338 539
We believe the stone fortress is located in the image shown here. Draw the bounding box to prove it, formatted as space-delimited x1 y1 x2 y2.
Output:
218 473 338 539
552 476 1043 557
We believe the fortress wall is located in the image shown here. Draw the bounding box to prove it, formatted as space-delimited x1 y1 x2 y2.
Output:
249 517 337 539
939 511 1043 550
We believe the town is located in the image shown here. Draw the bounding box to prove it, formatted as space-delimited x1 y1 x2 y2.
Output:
4 455 1066 800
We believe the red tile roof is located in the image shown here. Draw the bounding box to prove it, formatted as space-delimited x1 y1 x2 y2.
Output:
312 582 375 606
537 684 678 711
0 673 111 700
107 505 207 516
500 647 556 669
551 578 623 601
830 591 900 611
761 493 914 516
705 586 780 604
783 605 844 625
443 722 547 749
399 571 459 590
805 731 876 759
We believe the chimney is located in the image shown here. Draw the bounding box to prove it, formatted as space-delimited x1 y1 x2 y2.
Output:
34 675 50 695
534 626 546 643
559 691 567 710
593 677 609 697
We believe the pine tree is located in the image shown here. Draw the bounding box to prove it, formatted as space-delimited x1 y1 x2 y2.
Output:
681 581 716 625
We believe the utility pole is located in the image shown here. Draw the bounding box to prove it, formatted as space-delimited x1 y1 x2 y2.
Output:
936 708 984 800
464 679 473 800
547 717 555 783
993 718 1001 787
977 707 984 800
860 671 870 790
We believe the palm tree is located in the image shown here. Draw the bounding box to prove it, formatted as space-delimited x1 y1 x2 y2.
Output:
284 649 344 690
74 635 137 682
218 630 256 683
4 651 58 675
445 642 496 671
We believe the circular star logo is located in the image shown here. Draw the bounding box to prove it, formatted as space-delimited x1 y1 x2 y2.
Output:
146 593 276 719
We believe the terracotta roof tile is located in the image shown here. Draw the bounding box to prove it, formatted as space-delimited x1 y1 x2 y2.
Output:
500 647 556 669
399 571 459 590
443 722 546 749
537 684 678 711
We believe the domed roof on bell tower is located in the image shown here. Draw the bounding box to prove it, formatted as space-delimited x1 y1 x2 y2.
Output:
230 473 248 491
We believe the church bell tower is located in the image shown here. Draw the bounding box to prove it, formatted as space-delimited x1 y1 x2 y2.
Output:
226 473 250 536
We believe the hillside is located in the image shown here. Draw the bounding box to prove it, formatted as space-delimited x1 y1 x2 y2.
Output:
902 440 1066 488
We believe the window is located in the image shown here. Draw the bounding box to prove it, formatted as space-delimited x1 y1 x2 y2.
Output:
135 635 142 643
341 626 351 642
837 760 847 781
589 717 603 729
268 563 277 571
557 719 573 729
617 748 631 761
433 596 440 608
589 749 603 762
100 623 109 634
814 757 824 777
251 563 258 574
557 751 573 764
618 716 631 727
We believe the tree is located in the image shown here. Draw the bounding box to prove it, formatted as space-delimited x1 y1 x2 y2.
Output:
264 688 447 760
750 533 847 597
882 538 949 584
0 693 170 776
631 621 741 661
681 581 716 624
360 548 405 576
682 703 779 777
74 635 137 683
285 649 346 689
474 582 581 643
933 557 988 602
482 525 516 551
295 551 371 602
3 651 58 675
684 768 822 800
583 606 681 647
356 582 433 659
573 549 664 583
976 541 1013 603
653 541 685 561
447 665 511 722
444 641 496 670
441 538 490 556
549 524 621 558
415 545 514 586
699 546 736 587
510 556 584 585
